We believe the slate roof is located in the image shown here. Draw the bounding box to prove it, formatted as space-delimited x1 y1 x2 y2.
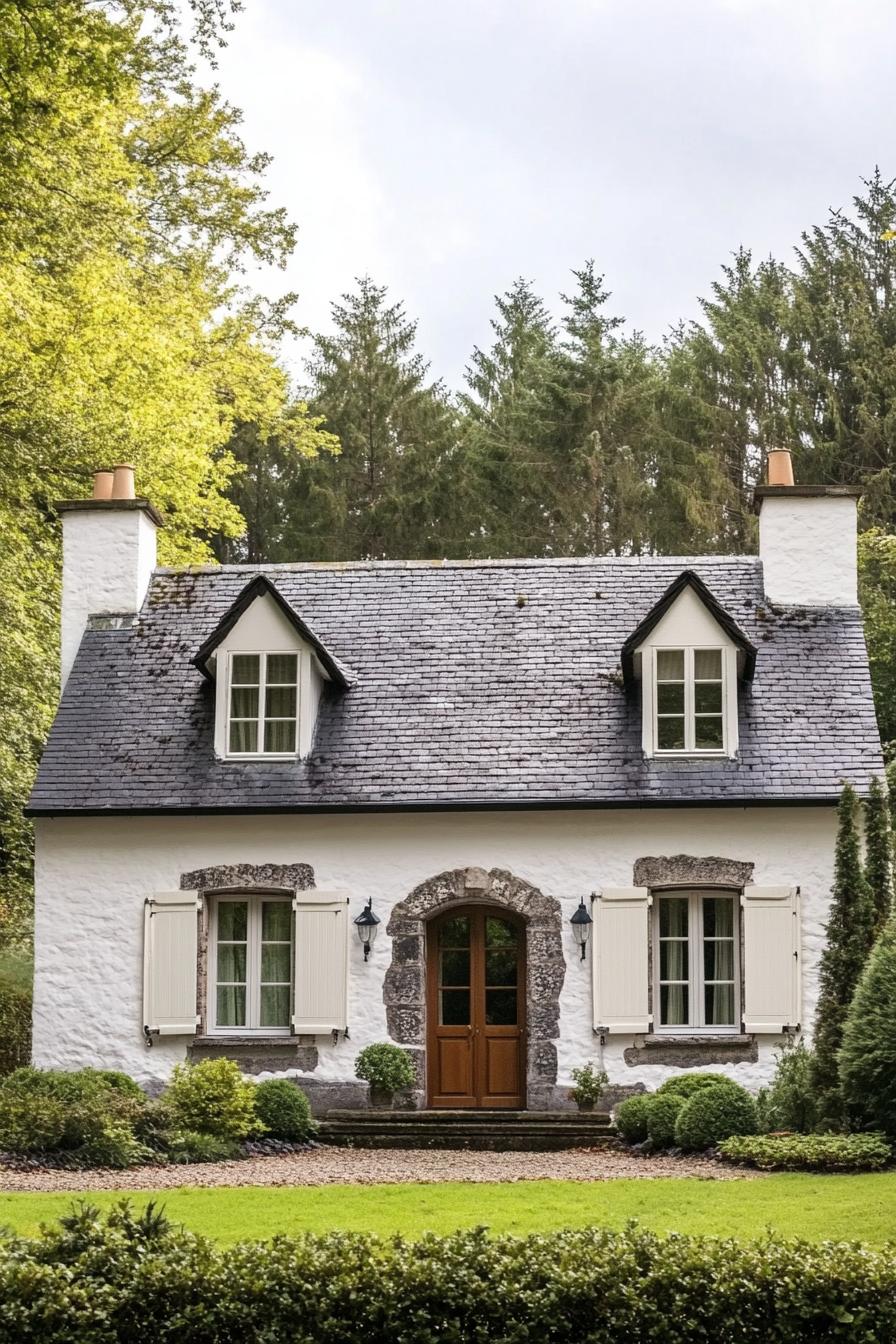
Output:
28 556 884 814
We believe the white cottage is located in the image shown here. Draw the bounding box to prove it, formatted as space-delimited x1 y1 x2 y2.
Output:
28 455 883 1112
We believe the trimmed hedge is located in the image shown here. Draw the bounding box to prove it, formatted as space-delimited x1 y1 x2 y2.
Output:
646 1093 685 1148
675 1083 758 1151
657 1073 739 1100
1 1205 896 1342
614 1095 651 1143
719 1132 892 1173
254 1079 316 1142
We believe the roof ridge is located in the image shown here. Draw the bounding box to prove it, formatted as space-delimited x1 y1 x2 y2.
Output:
153 555 762 576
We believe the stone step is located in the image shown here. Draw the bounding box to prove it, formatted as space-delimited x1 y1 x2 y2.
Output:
318 1111 618 1152
323 1109 614 1126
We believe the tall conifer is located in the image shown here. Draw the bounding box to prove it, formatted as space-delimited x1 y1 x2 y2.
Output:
864 775 894 939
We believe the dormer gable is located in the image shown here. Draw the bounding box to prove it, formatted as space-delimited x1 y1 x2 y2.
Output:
621 571 756 760
192 575 349 761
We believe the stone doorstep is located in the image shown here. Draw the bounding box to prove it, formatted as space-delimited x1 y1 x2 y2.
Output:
322 1109 613 1126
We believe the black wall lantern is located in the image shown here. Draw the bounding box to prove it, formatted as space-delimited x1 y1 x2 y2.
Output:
353 897 381 961
570 897 593 960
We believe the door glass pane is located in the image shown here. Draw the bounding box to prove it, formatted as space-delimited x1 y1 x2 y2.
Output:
262 902 291 941
439 916 470 948
217 944 246 983
267 653 298 684
485 988 517 1026
694 649 722 678
260 985 290 1028
485 917 517 949
485 948 517 986
705 983 734 1026
660 984 688 1026
216 985 246 1027
440 949 470 986
695 716 724 749
659 898 688 938
656 649 684 678
440 989 470 1025
231 654 260 684
657 717 685 750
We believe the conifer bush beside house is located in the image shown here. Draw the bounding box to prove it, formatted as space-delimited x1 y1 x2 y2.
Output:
864 776 894 938
756 1043 818 1134
839 916 896 1140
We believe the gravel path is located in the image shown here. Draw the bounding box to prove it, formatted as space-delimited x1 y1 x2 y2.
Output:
0 1145 754 1192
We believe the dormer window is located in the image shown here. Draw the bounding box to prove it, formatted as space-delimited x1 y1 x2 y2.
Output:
228 652 299 756
655 648 725 753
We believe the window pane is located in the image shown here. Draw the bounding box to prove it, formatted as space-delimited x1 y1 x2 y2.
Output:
261 943 291 984
264 719 296 753
486 917 517 949
230 686 259 718
216 985 246 1027
705 983 735 1026
703 898 733 938
656 650 684 678
217 944 246 984
660 984 688 1026
439 917 470 948
657 682 685 714
266 686 297 718
695 716 724 750
694 682 722 714
659 898 689 938
660 939 688 982
231 654 260 685
440 989 470 1025
217 902 248 941
229 719 258 753
440 949 470 986
704 940 734 982
267 653 298 684
260 985 290 1028
486 988 518 1026
262 902 292 942
657 716 685 750
694 649 722 678
485 949 517 986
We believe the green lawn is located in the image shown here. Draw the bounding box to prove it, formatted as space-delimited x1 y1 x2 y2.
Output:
1 1173 895 1245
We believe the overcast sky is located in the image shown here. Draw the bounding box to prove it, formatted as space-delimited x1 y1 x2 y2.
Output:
213 0 896 389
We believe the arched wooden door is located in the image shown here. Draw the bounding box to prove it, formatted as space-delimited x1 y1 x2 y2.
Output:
426 906 526 1109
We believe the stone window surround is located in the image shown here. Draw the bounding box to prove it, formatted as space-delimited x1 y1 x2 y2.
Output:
180 862 320 1074
383 867 566 1110
625 853 758 1067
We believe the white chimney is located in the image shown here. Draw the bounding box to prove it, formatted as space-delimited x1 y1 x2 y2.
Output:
755 451 860 607
58 468 162 689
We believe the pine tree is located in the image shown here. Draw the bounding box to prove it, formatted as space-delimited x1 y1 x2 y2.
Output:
864 775 894 939
839 914 896 1138
810 783 876 1124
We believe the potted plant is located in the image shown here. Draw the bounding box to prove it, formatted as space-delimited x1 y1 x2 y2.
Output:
569 1062 608 1112
355 1043 416 1108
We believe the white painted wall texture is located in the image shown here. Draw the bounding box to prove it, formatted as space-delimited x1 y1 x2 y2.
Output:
32 806 837 1096
758 495 858 606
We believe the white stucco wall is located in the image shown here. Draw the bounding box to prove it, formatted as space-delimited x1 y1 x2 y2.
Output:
32 806 837 1095
758 494 857 606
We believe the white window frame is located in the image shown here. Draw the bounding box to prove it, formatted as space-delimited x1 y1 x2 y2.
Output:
209 893 294 1035
652 889 741 1034
225 650 300 760
653 646 727 756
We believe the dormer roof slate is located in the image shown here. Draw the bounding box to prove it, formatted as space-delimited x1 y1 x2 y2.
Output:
27 555 883 814
620 569 757 684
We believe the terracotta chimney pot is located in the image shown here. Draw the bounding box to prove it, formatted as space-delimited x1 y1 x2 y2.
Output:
766 448 795 487
111 463 136 500
91 470 114 500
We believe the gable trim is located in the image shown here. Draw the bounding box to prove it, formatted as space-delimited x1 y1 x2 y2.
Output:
192 574 351 689
621 570 757 685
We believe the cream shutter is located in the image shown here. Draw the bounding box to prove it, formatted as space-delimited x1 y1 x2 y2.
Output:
292 890 349 1034
741 885 801 1033
592 887 651 1033
142 892 200 1037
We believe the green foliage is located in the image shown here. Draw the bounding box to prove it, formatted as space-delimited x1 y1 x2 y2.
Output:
253 1079 316 1142
165 1059 262 1141
2 1209 896 1342
864 775 894 936
859 534 896 749
0 1067 145 1158
656 1072 739 1099
613 1095 651 1143
645 1093 685 1148
756 1043 819 1135
163 1130 239 1164
0 944 32 1075
839 916 896 1139
719 1132 892 1172
568 1063 608 1107
354 1043 416 1094
675 1083 759 1151
811 783 876 1124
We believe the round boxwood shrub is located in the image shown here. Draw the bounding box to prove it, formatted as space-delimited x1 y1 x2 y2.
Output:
646 1092 685 1148
355 1043 416 1095
165 1059 263 1141
656 1073 739 1100
675 1081 758 1151
254 1079 316 1141
614 1095 651 1143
